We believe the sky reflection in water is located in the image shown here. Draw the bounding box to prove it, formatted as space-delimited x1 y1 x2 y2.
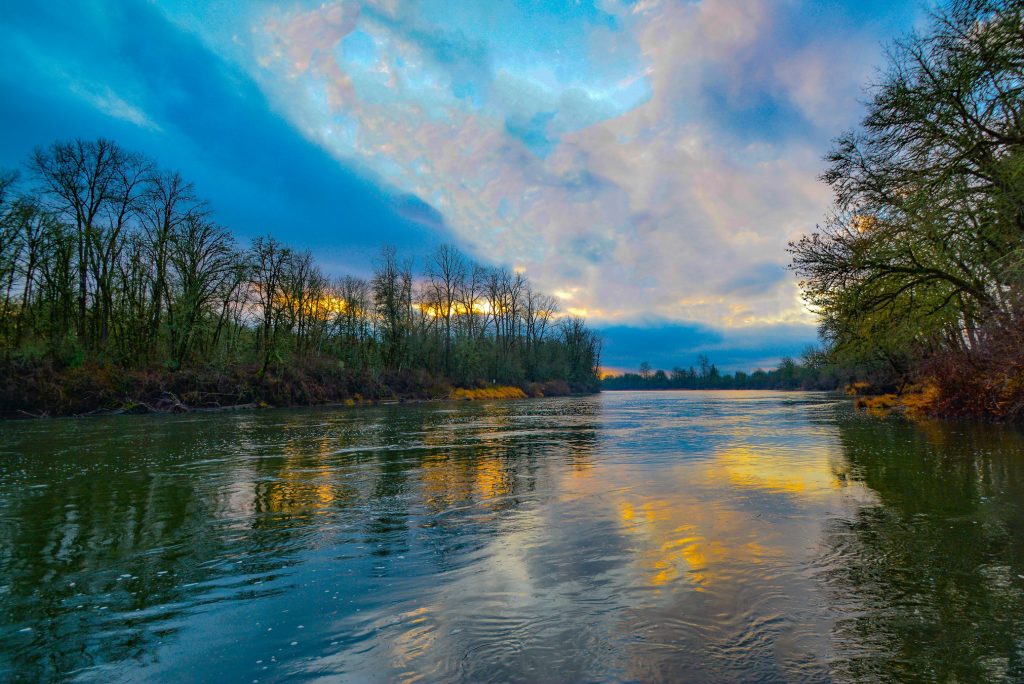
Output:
1 392 1022 682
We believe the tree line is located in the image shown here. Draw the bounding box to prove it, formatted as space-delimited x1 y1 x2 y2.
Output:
788 0 1024 418
602 351 843 391
0 138 601 412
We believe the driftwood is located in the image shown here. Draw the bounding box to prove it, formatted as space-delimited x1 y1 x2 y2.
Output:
73 406 127 417
193 402 259 413
60 392 258 418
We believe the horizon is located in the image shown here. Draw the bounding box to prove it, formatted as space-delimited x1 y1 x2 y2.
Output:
0 0 922 370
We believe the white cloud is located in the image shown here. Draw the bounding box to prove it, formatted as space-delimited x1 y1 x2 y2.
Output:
172 0 908 330
68 80 163 132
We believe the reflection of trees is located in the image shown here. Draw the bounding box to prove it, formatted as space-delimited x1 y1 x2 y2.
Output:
243 399 599 579
0 399 600 680
413 399 599 571
0 417 292 680
824 416 1024 682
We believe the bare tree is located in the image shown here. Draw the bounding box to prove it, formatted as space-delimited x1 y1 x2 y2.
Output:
373 246 414 370
140 170 200 354
425 244 466 373
249 235 292 374
31 139 124 343
166 216 237 366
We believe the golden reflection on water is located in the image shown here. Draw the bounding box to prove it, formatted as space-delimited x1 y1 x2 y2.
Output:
474 458 513 503
195 400 871 679
420 455 475 510
385 605 439 681
615 494 764 590
364 431 864 677
219 411 862 605
706 446 848 498
556 440 864 595
6 394 1024 683
419 452 516 510
259 462 345 516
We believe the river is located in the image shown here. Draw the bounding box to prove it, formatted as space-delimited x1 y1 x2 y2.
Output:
1 391 1022 682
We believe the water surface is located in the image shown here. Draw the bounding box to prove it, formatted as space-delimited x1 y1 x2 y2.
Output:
1 392 1023 682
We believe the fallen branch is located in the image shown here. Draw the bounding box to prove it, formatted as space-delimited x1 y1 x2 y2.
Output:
193 402 258 413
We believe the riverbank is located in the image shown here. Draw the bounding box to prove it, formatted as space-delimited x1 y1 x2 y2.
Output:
847 378 1024 422
0 359 585 418
849 382 940 420
847 365 1024 422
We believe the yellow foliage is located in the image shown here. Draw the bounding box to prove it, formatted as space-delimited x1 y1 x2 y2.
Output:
855 394 898 415
852 214 877 234
899 383 941 419
845 382 871 396
853 382 941 419
450 386 527 401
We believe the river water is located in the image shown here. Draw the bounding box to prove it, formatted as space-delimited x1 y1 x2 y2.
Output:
1 391 1022 682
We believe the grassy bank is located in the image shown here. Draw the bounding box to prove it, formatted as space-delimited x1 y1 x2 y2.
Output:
849 382 942 420
0 359 588 418
846 377 1024 423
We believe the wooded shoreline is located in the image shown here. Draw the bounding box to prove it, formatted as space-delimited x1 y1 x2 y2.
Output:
0 138 602 417
0 359 591 418
786 1 1024 422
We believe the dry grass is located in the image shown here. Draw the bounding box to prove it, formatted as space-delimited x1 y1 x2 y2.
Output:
899 383 941 418
855 393 898 416
853 382 941 419
450 386 527 401
845 381 872 396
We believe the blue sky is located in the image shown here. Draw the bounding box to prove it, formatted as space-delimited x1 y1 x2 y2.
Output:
0 0 921 372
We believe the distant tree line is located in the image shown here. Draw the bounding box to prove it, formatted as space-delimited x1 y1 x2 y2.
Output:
788 0 1024 419
0 138 601 413
602 351 844 391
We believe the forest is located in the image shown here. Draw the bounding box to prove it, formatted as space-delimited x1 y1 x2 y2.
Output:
601 352 844 391
0 140 601 415
789 0 1024 420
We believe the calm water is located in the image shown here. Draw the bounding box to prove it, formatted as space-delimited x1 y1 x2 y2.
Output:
1 391 1023 682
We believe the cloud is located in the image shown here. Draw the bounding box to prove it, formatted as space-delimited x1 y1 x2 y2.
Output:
722 262 788 296
1 0 920 357
194 0 915 332
0 0 455 268
392 193 447 232
66 80 162 132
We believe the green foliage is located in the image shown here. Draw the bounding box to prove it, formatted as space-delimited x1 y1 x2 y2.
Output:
789 0 1024 400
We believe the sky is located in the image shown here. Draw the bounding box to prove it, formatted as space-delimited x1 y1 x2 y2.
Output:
0 0 922 372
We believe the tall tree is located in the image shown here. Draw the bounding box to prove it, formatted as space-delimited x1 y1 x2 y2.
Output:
31 139 124 344
791 0 1024 371
166 216 237 367
249 235 292 374
140 170 200 355
424 244 466 374
372 246 413 371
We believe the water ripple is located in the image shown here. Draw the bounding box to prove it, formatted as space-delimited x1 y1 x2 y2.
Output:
1 392 1022 682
